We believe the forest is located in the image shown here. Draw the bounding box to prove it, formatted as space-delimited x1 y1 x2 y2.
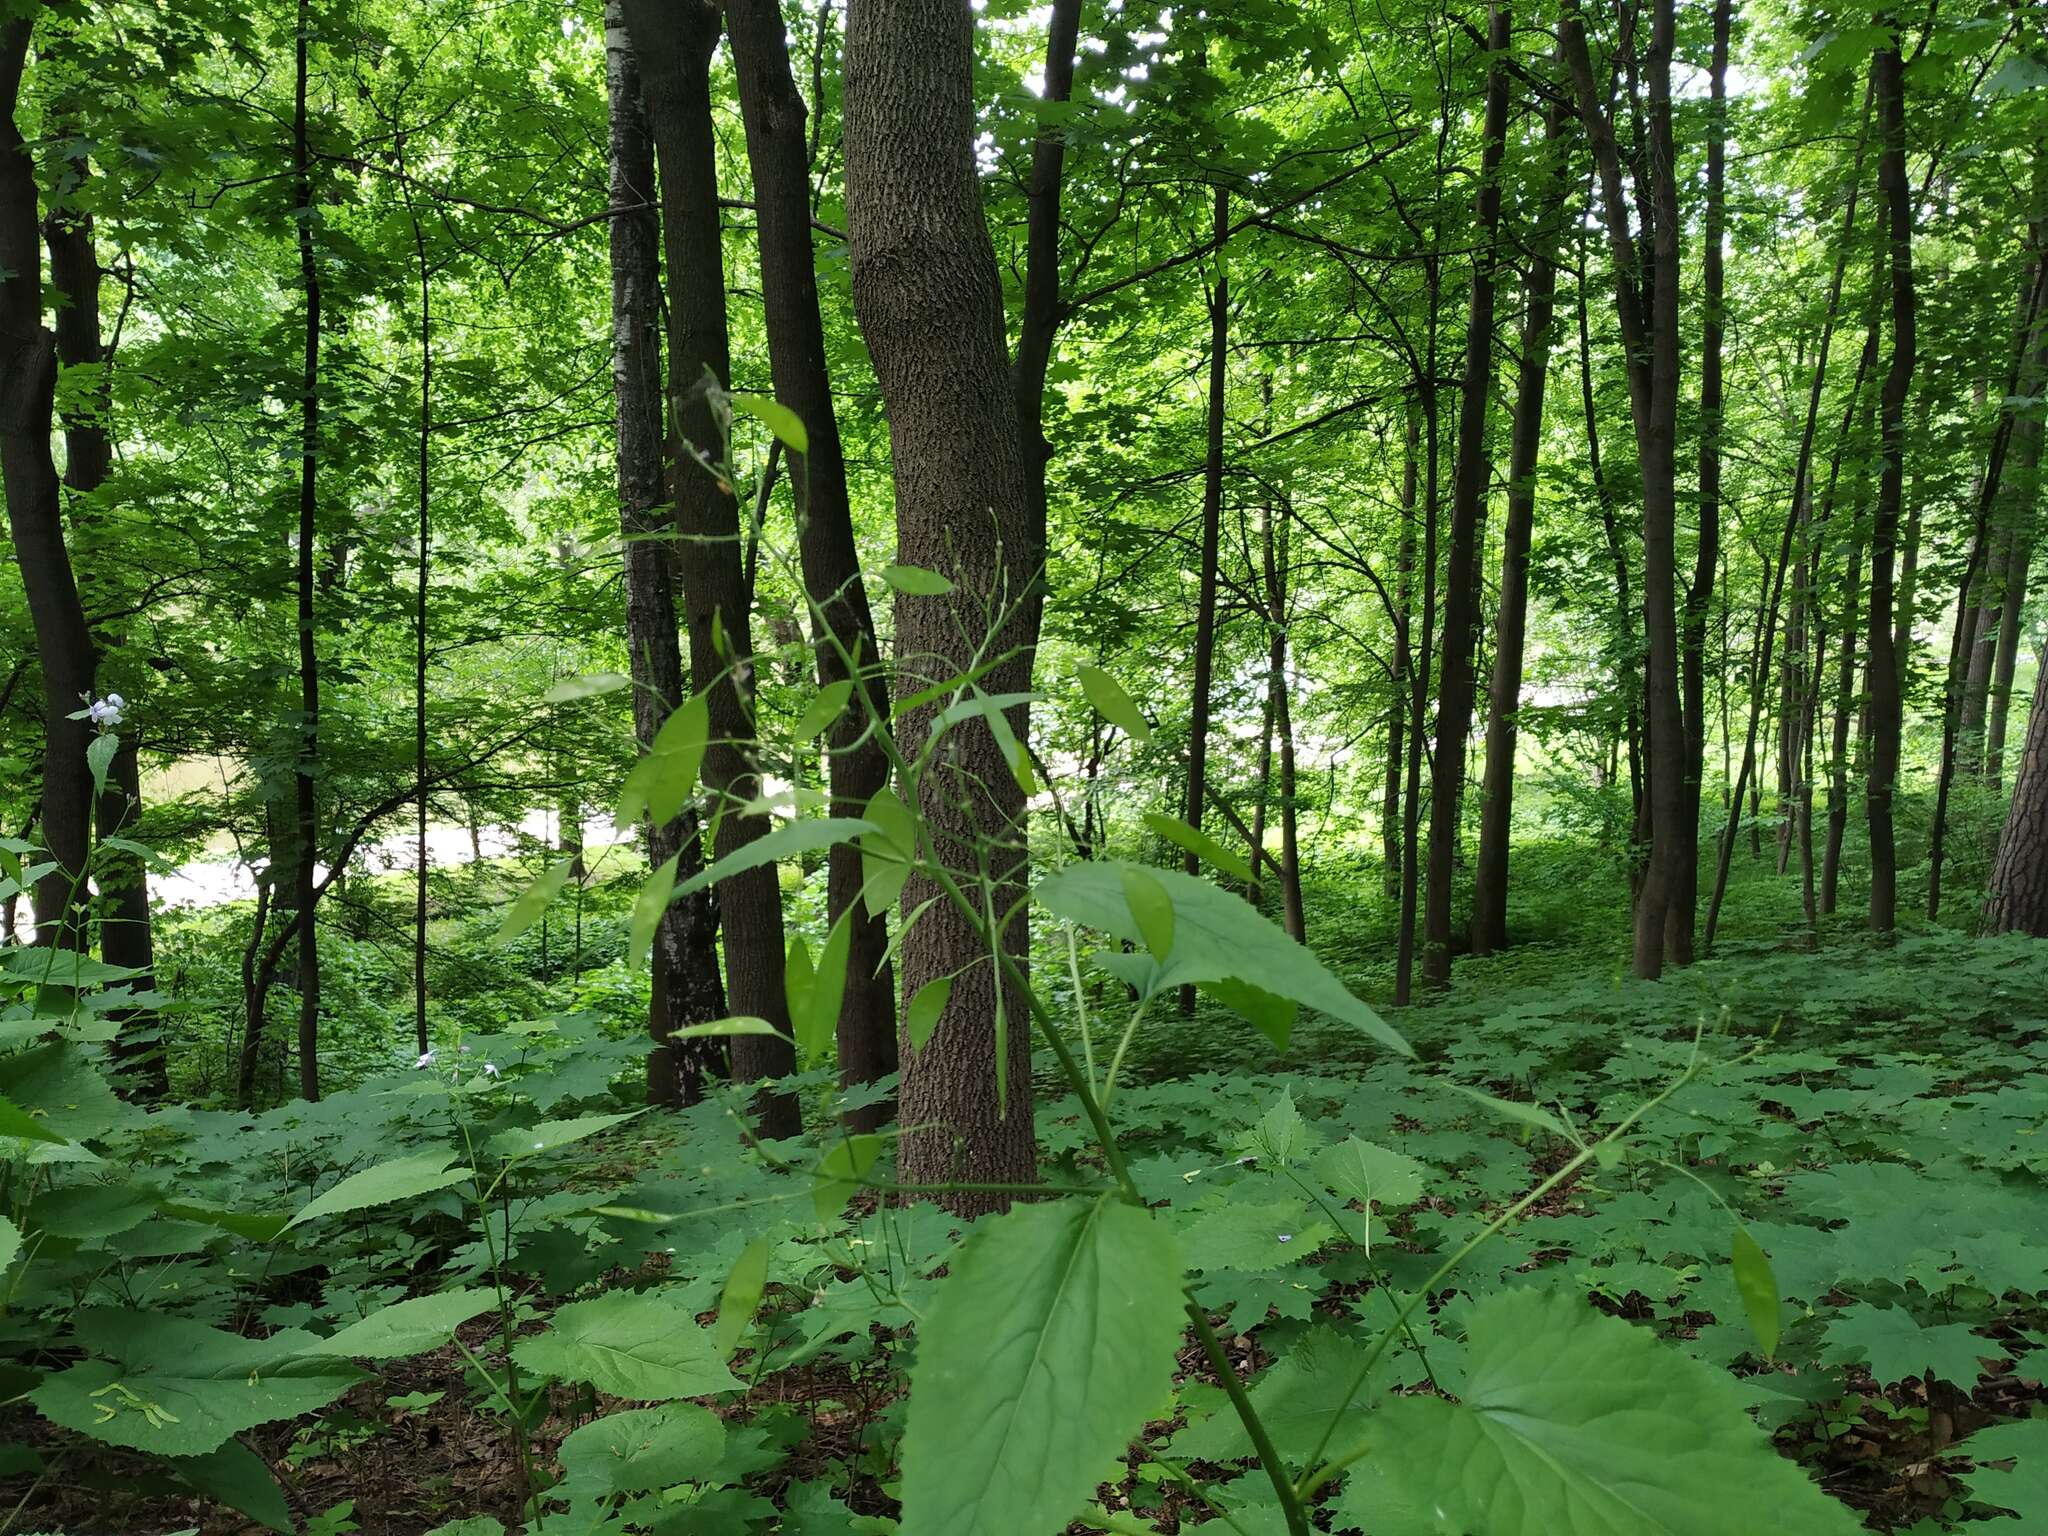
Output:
0 0 2046 1530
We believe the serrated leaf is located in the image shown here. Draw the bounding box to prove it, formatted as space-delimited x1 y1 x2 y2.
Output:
1957 1419 2048 1524
733 392 809 454
319 1290 498 1361
171 1440 292 1532
794 680 855 741
510 1293 740 1400
1732 1227 1781 1362
1238 1088 1316 1167
1143 810 1252 884
0 1093 67 1146
1037 862 1410 1057
881 563 954 596
1372 1288 1863 1535
1313 1136 1427 1230
0 1216 19 1276
1174 1327 1395 1466
1077 665 1150 743
900 1198 1185 1536
905 976 952 1052
496 856 575 945
284 1151 474 1231
714 1237 771 1356
558 1402 726 1503
1820 1304 1991 1387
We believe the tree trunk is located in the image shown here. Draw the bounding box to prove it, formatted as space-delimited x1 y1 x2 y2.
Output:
1421 0 1511 991
727 0 898 1128
1262 502 1305 941
291 0 323 1102
1671 0 1732 962
1866 34 1916 938
1988 662 2048 934
603 0 728 1107
1471 85 1568 957
1181 184 1228 1012
845 0 1039 1208
0 17 93 950
1382 407 1416 899
1988 205 2048 787
625 0 800 1139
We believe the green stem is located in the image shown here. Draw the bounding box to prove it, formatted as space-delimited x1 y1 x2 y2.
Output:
1186 1299 1312 1536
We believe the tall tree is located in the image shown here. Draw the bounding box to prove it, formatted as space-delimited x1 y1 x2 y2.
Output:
727 0 899 1127
844 0 1039 1207
624 0 800 1138
289 0 323 1101
603 0 727 1106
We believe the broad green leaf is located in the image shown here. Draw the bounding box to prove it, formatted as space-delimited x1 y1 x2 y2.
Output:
0 1092 67 1146
674 817 876 899
791 914 852 1061
86 732 117 796
1077 665 1150 743
285 1150 474 1231
1372 1287 1863 1536
1180 1199 1334 1273
784 935 815 1039
1958 1419 2048 1525
881 563 954 596
1731 1227 1781 1361
1037 862 1410 1057
1198 977 1297 1050
160 1204 291 1243
905 976 952 1052
900 1197 1185 1536
813 1133 884 1222
1174 1327 1395 1466
1446 1083 1569 1138
669 1015 792 1041
486 1110 641 1161
1820 1304 1991 1387
423 1520 507 1536
647 693 711 823
496 856 574 944
732 392 809 454
30 1312 364 1456
1121 867 1175 961
0 1215 19 1276
1313 1137 1427 1213
320 1289 498 1360
628 853 680 972
543 672 630 704
510 1293 740 1400
794 679 855 741
1142 810 1253 884
172 1440 293 1533
860 786 916 917
715 1237 772 1356
1237 1087 1316 1167
557 1402 725 1503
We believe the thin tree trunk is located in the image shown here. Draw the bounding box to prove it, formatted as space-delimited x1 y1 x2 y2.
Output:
728 0 898 1127
1866 33 1917 937
291 0 323 1102
1421 0 1511 991
603 0 727 1107
0 17 92 950
1472 86 1568 957
1181 185 1228 1012
1987 202 2048 788
625 0 800 1139
1394 360 1441 1005
1383 407 1417 899
845 0 1039 1208
1263 504 1305 941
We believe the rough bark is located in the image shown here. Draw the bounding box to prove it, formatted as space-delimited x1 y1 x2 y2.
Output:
1988 665 2048 934
625 0 800 1139
1420 0 1511 991
845 0 1039 1207
727 0 898 1127
1471 86 1568 957
603 0 728 1108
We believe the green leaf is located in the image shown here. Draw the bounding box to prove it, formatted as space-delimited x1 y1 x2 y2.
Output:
1958 1419 2048 1525
0 1216 19 1277
0 1092 67 1146
1174 1327 1394 1466
1446 1083 1569 1138
543 672 630 704
86 732 117 797
1197 977 1297 1050
812 1133 884 1223
510 1293 740 1400
556 1402 726 1503
647 694 711 825
496 856 575 945
714 1237 771 1356
1077 665 1150 743
1312 1136 1426 1231
1238 1087 1316 1167
1142 810 1252 884
791 914 851 1061
628 853 680 972
859 787 916 917
284 1151 474 1231
172 1440 293 1533
794 679 855 741
320 1289 498 1361
486 1111 641 1161
900 1197 1185 1536
1373 1287 1863 1536
30 1312 364 1456
674 817 876 899
1120 867 1176 962
732 392 809 454
1731 1227 1781 1362
881 563 955 596
159 1203 291 1243
1821 1304 1991 1388
905 976 952 1052
669 1015 793 1042
1037 862 1410 1057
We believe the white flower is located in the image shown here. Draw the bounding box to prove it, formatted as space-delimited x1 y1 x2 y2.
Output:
481 1061 500 1078
415 1050 436 1069
86 695 125 729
